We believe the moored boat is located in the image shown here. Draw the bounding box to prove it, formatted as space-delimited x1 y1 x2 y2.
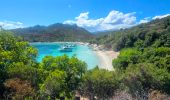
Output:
59 45 73 52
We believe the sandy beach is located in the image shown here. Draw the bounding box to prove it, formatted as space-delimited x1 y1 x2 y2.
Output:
95 50 119 71
31 42 119 70
90 44 119 71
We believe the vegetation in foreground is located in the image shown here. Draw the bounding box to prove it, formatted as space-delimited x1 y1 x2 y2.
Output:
0 31 87 99
0 16 170 100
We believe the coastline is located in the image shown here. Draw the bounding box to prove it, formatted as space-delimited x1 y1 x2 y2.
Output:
30 42 119 71
30 41 82 45
89 44 119 71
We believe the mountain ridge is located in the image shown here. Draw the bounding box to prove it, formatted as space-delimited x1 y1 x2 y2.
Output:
12 23 94 42
91 16 170 51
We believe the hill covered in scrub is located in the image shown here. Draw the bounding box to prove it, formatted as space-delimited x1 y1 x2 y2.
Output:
91 16 170 51
89 16 170 99
12 23 94 42
1 16 170 99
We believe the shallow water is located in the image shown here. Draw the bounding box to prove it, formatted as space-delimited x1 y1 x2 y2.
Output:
31 42 100 69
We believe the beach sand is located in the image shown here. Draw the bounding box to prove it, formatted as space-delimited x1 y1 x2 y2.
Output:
94 50 119 71
89 44 119 71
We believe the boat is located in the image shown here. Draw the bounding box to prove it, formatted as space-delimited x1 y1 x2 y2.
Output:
68 44 76 48
59 45 73 52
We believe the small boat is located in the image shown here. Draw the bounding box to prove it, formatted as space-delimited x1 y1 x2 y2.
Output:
68 44 76 48
59 45 72 52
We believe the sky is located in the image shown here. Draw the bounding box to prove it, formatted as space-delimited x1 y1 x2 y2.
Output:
0 0 170 32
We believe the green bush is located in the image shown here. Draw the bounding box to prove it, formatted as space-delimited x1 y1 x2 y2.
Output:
113 48 142 70
122 63 170 98
79 67 120 99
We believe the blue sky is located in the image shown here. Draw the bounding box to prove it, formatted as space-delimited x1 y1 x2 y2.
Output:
0 0 170 31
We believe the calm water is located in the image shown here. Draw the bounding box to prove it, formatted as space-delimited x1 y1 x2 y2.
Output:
31 43 100 69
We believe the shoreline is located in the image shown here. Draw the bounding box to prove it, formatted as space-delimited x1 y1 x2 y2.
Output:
89 44 119 71
30 41 88 44
30 42 119 71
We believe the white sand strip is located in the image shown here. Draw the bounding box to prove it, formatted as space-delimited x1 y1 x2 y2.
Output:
94 50 119 71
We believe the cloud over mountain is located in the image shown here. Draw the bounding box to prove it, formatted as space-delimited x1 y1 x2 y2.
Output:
0 21 24 29
139 17 150 24
64 10 170 32
64 10 137 32
152 14 170 20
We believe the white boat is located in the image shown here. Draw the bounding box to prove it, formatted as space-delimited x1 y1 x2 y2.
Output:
68 44 76 48
59 45 72 52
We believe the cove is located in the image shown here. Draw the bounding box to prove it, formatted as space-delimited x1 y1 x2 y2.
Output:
31 42 100 69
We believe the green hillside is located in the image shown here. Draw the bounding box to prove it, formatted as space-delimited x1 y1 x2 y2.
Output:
91 16 170 51
12 23 94 42
90 16 170 99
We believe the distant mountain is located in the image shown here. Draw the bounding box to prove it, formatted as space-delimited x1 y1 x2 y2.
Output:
12 23 94 42
91 16 170 51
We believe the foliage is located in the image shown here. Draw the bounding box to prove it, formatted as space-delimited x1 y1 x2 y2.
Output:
40 55 87 99
0 31 38 95
113 48 142 70
0 31 88 99
143 47 170 70
123 63 170 99
1 15 170 99
113 47 170 70
4 78 36 100
40 70 66 99
109 16 170 98
91 16 170 51
7 62 42 87
79 67 120 99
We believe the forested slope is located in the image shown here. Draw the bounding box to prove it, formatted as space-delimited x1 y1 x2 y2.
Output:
12 23 94 42
91 16 170 51
89 16 170 99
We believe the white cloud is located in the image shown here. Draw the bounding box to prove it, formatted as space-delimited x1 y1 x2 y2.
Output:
139 14 170 24
63 10 137 32
152 14 170 20
103 11 136 25
139 17 151 24
0 21 24 29
64 12 170 32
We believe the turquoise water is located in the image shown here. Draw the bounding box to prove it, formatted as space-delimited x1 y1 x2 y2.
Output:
31 43 100 69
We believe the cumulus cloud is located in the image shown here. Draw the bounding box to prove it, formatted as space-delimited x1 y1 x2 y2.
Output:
139 14 170 24
139 17 151 24
152 14 170 20
0 21 24 29
64 10 137 32
64 11 170 32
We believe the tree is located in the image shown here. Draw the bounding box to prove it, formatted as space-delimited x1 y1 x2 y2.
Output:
79 67 120 99
123 63 170 99
143 47 170 70
7 62 42 87
0 31 38 95
40 55 87 98
4 78 35 100
112 48 142 70
40 70 66 99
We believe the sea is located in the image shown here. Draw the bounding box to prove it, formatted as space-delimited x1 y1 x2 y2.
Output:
31 42 100 69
